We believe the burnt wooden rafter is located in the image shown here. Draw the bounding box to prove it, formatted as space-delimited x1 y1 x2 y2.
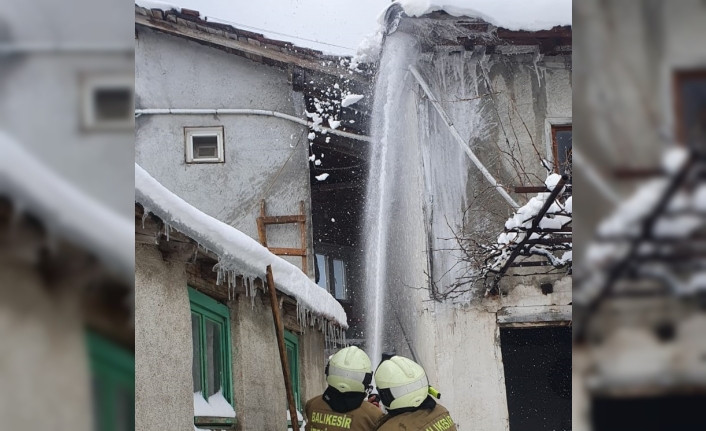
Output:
490 175 571 291
574 148 706 341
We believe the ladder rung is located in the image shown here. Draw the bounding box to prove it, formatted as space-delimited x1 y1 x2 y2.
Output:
260 215 306 225
268 247 306 257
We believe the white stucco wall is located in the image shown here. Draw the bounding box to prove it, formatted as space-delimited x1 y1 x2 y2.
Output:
0 258 92 431
135 244 193 431
136 243 327 431
0 2 135 217
379 28 573 430
134 27 314 274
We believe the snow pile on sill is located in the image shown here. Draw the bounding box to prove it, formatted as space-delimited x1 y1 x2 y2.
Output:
193 391 235 417
0 131 134 281
135 163 348 329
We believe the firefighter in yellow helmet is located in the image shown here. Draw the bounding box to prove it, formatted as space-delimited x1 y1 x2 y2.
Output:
375 355 456 431
304 346 383 431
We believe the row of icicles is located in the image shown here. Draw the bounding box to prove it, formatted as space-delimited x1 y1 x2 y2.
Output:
143 211 348 347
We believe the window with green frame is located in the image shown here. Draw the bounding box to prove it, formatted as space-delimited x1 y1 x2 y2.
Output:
87 330 135 431
285 331 303 428
189 287 233 410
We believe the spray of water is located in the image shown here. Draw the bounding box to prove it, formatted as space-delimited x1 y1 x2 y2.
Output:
363 33 419 368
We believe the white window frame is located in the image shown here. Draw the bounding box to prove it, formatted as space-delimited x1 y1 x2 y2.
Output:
184 126 225 163
81 74 134 131
544 117 572 167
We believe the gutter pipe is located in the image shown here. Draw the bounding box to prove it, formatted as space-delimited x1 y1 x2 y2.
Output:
134 108 372 142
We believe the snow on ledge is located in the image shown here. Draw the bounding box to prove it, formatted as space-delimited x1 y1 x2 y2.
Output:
0 131 134 280
135 163 347 328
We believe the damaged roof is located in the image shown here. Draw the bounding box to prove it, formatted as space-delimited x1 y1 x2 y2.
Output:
134 4 372 81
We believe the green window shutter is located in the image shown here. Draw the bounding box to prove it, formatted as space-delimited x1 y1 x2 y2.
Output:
189 287 233 407
86 331 135 431
284 331 302 428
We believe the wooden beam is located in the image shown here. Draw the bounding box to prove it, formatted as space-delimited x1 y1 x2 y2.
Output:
158 238 197 262
514 186 549 193
613 167 664 179
266 265 300 431
510 260 554 268
267 247 307 257
299 201 308 275
260 215 306 224
497 305 572 327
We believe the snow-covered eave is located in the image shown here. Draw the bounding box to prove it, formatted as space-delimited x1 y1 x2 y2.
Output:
0 131 134 282
134 163 348 328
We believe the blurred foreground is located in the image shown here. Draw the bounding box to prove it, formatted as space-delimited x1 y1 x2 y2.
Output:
0 0 134 429
573 1 706 430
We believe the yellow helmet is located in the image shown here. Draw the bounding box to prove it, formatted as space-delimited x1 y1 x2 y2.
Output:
375 355 429 410
325 346 373 393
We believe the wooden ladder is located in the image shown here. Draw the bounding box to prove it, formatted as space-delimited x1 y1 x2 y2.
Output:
256 199 308 273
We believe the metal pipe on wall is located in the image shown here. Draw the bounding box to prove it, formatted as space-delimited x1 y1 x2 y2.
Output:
134 108 372 142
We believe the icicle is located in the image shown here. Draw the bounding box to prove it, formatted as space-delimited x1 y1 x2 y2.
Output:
250 279 256 309
141 210 149 229
165 223 170 241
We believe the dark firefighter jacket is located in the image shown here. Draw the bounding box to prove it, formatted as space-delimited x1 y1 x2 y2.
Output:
377 398 457 431
304 391 384 431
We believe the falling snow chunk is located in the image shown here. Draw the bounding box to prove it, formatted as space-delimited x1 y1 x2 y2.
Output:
328 119 341 129
308 132 315 140
325 137 331 143
314 159 322 166
309 155 315 162
135 163 347 327
341 94 364 107
331 218 336 222
315 173 330 181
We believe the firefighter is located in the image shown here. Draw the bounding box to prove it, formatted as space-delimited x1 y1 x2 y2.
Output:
304 346 383 431
375 355 456 431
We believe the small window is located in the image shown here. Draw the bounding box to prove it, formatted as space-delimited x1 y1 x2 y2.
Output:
82 75 134 131
315 253 348 301
86 330 135 431
332 259 347 301
185 127 225 163
674 70 706 147
285 331 303 429
551 125 572 183
315 253 328 290
189 287 234 425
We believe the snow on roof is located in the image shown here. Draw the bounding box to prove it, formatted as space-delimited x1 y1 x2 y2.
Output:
393 0 572 31
135 0 181 13
0 131 134 281
135 163 347 328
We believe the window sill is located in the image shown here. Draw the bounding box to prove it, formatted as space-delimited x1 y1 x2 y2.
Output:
194 416 237 429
